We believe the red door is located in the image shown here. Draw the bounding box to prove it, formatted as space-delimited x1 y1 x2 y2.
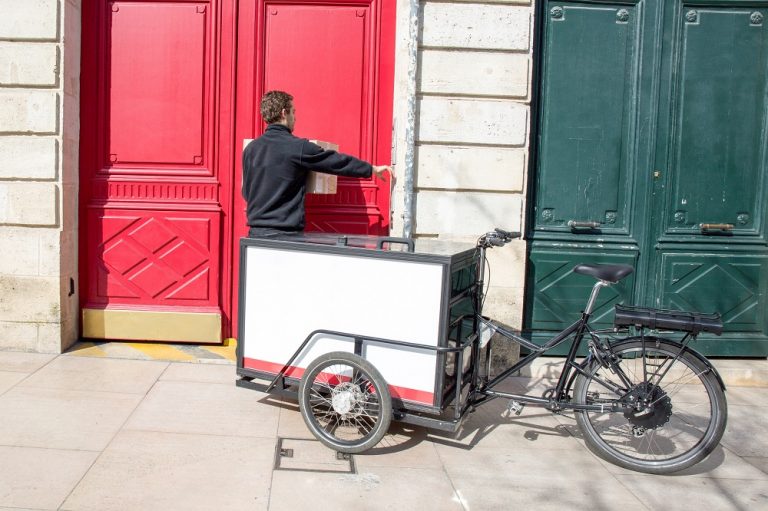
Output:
79 0 237 342
234 0 395 236
79 0 393 342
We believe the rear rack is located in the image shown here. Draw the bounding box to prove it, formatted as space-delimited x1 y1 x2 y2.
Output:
614 305 723 336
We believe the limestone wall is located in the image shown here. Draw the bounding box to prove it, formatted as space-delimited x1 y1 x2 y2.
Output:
392 0 533 328
0 0 80 352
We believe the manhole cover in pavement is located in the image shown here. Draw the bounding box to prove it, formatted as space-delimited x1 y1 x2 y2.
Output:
273 437 356 474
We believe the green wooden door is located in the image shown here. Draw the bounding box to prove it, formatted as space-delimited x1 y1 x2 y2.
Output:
527 0 768 356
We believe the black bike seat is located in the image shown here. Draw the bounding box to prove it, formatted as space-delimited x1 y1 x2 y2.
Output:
573 264 634 283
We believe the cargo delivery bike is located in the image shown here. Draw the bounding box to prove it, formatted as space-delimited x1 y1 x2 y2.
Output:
236 229 727 475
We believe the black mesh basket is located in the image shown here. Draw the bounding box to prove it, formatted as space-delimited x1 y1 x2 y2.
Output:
614 305 723 336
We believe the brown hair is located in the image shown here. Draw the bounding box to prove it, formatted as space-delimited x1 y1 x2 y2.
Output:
260 90 293 124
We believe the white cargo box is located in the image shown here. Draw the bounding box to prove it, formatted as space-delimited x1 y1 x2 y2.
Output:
236 233 477 411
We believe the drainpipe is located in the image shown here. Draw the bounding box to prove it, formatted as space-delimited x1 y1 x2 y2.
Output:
401 0 419 239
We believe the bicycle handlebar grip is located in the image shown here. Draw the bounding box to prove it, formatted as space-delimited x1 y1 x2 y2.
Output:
495 228 521 239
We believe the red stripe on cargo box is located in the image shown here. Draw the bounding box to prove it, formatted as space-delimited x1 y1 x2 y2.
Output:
244 357 434 405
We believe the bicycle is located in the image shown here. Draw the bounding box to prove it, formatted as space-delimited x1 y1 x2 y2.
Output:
467 228 727 474
236 229 728 475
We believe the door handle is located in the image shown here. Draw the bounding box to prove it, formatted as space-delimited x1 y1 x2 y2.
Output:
568 220 601 230
700 223 734 233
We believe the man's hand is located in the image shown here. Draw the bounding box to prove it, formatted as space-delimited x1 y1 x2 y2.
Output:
372 165 393 182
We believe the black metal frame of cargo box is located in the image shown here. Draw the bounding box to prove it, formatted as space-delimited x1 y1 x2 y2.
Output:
236 325 482 432
236 236 480 427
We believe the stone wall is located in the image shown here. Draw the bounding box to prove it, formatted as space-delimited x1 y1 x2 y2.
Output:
392 0 533 329
0 0 80 352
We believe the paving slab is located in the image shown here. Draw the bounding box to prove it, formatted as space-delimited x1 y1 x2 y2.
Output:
437 445 646 511
743 456 768 475
591 443 768 480
721 403 768 458
0 352 55 373
18 356 168 394
160 362 236 384
61 430 273 511
354 424 443 470
125 380 280 438
275 399 315 440
615 474 768 511
720 385 766 406
0 446 98 510
0 370 26 395
0 386 142 451
269 467 464 511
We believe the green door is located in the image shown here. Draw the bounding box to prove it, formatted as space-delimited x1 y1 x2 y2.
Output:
527 0 768 356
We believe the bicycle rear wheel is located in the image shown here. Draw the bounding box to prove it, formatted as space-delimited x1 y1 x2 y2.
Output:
574 338 727 474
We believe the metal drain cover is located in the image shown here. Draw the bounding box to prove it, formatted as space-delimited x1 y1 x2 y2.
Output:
274 437 356 474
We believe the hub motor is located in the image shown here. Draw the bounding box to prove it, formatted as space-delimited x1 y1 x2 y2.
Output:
622 382 673 430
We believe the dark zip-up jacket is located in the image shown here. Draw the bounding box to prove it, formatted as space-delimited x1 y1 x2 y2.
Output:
242 124 372 231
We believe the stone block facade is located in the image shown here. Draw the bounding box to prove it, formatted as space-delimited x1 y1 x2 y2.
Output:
0 0 81 352
392 0 533 328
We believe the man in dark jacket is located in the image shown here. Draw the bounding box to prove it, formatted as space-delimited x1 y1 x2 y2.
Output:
243 90 392 237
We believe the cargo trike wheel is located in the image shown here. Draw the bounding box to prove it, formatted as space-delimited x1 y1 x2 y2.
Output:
299 352 392 453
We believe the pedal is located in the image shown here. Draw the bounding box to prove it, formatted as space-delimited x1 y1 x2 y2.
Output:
507 400 525 416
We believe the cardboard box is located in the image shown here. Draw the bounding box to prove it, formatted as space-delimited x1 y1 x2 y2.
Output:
242 138 338 195
307 140 339 194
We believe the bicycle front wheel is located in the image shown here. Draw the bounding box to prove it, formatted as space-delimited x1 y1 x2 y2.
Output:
574 338 727 474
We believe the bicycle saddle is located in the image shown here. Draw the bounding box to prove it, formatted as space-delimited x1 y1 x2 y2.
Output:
573 264 634 283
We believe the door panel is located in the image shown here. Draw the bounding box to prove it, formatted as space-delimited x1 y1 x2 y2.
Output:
87 209 219 306
108 3 209 167
658 253 768 354
661 6 768 238
535 3 641 236
527 249 637 333
261 3 384 234
79 0 236 342
264 6 367 158
659 254 768 331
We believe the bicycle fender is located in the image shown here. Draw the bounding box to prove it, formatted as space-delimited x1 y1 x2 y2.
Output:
612 336 726 392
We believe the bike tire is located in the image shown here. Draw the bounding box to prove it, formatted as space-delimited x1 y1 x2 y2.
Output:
573 337 727 474
299 351 392 453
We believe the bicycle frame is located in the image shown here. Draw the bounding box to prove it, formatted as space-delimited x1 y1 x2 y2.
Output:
468 242 622 413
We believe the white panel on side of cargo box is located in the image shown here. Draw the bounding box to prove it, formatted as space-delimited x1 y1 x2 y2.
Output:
242 246 444 402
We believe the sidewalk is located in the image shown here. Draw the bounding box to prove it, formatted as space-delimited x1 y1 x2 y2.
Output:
0 348 765 511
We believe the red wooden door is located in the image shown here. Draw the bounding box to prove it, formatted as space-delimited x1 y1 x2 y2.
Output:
79 0 237 342
234 0 395 236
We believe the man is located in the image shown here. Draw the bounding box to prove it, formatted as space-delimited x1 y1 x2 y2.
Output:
243 90 392 237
